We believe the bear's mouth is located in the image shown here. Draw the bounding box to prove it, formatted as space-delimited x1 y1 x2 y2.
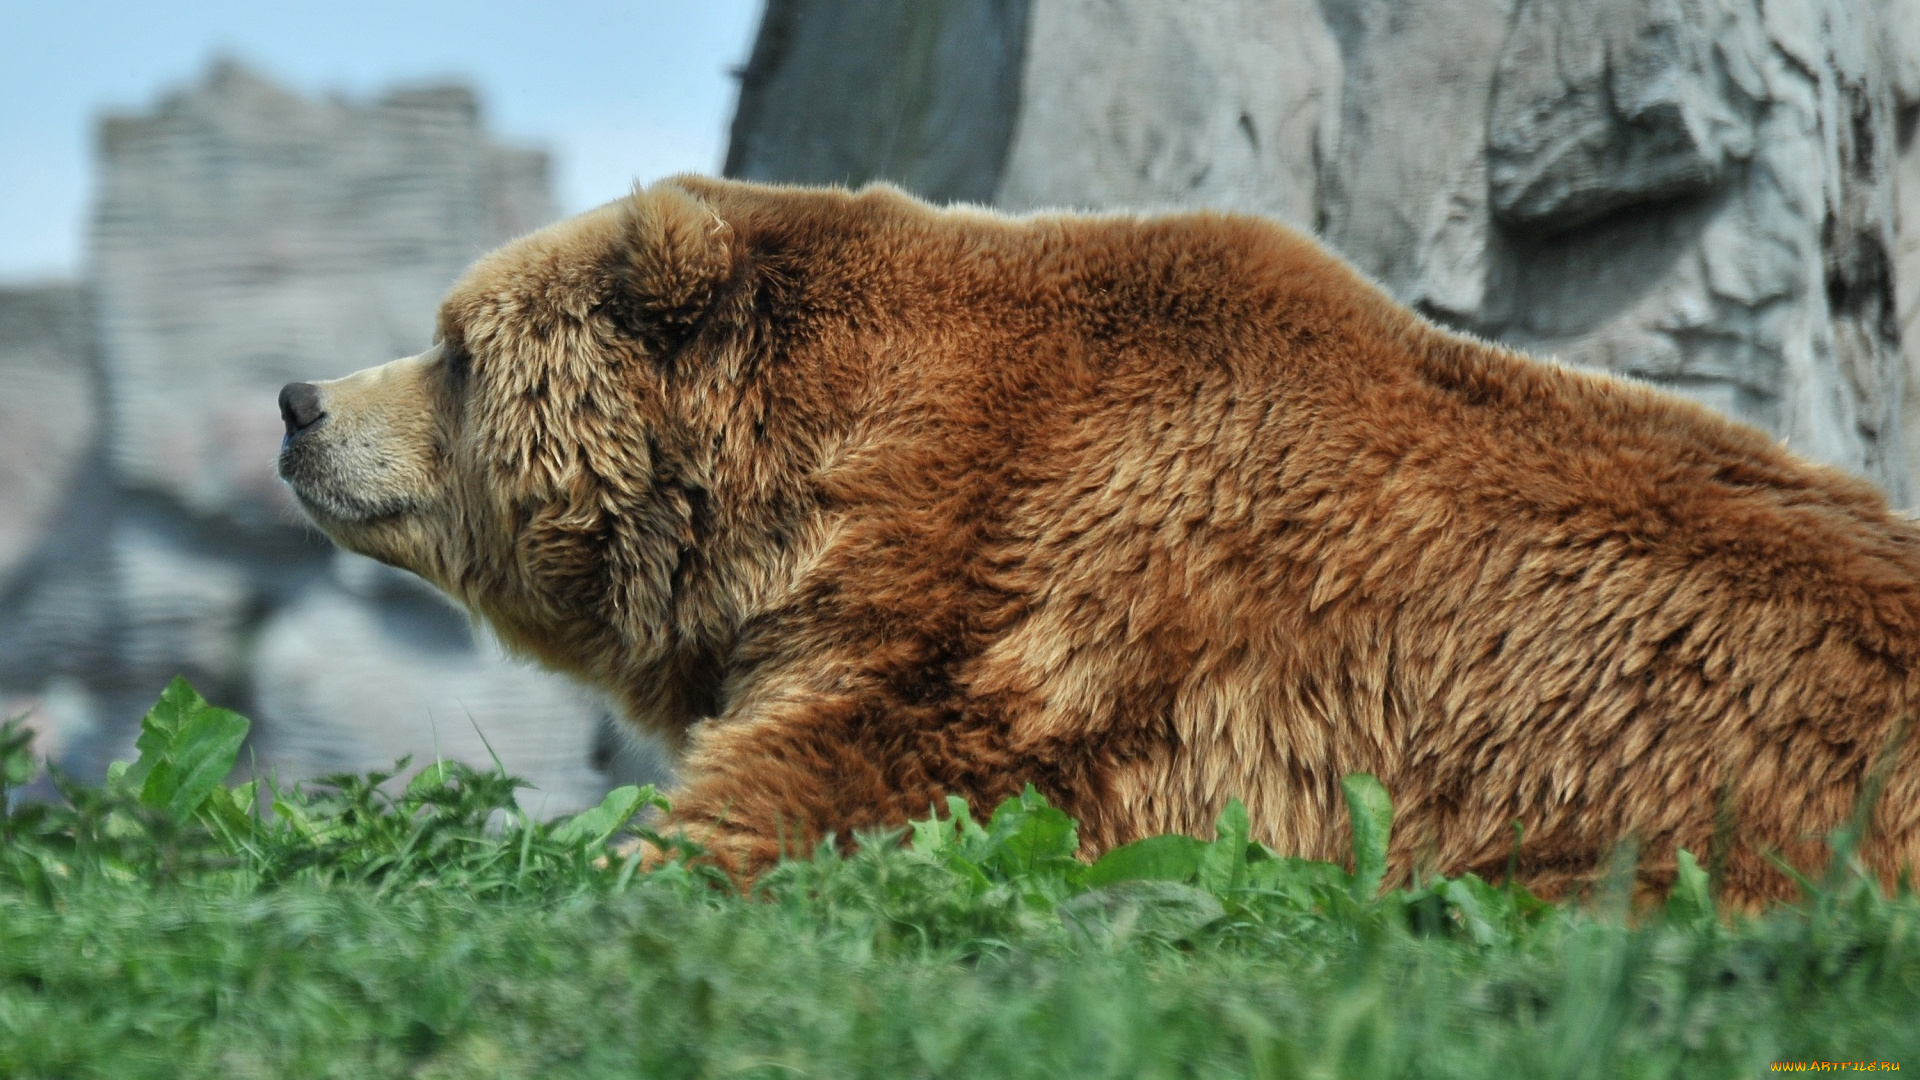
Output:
280 422 323 453
277 433 420 526
274 376 430 526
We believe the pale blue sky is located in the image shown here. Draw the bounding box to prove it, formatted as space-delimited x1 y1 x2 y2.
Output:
0 0 763 282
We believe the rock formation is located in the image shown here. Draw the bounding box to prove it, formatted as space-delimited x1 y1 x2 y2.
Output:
0 61 661 811
1893 0 1920 493
728 0 1919 503
994 0 1338 231
0 285 93 588
724 0 1033 204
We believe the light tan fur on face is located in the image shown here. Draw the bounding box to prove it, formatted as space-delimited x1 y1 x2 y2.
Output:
277 346 455 573
278 175 1920 907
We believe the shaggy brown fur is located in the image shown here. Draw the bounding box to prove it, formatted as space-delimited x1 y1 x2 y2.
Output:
278 176 1920 906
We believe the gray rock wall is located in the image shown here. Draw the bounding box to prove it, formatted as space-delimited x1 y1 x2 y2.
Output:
1471 0 1902 497
0 62 651 813
995 0 1338 229
730 0 1920 504
0 284 100 770
1893 0 1920 493
0 285 93 585
724 0 1032 204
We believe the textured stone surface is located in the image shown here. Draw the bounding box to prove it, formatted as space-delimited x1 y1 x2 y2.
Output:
734 0 1917 503
0 284 95 582
1309 0 1910 499
0 62 660 811
996 0 1339 229
1893 0 1920 495
1486 0 1763 236
110 520 256 690
724 0 1032 204
1312 0 1514 321
0 284 119 778
1 678 103 800
254 555 614 814
0 461 119 694
1472 0 1903 498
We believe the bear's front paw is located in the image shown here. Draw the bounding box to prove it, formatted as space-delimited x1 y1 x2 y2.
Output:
623 820 786 890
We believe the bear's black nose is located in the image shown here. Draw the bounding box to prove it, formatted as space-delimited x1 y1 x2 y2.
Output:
279 382 325 437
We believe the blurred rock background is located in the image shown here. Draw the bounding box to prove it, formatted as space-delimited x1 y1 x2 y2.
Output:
3 0 1918 808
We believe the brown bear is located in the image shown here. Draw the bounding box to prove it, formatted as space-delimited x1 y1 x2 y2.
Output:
277 175 1920 906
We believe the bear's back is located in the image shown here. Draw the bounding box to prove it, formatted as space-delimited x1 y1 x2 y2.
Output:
660 178 1920 903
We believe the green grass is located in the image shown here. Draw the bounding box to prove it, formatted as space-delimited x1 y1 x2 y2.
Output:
1 679 1916 1078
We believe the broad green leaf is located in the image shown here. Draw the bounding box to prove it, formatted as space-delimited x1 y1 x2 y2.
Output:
157 704 249 820
948 795 989 852
1244 853 1349 897
118 675 201 793
103 808 146 840
1666 848 1715 926
908 808 954 855
406 760 459 798
551 785 656 848
273 797 336 844
947 856 996 893
984 786 1078 879
904 796 998 891
2 718 39 789
1442 878 1500 945
909 796 985 858
1087 834 1206 888
1196 799 1253 894
1061 880 1226 946
118 677 250 821
201 780 260 840
1341 773 1393 901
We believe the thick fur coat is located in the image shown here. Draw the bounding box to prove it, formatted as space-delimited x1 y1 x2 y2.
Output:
278 176 1920 905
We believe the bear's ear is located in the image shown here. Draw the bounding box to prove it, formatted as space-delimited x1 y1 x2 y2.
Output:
602 180 736 357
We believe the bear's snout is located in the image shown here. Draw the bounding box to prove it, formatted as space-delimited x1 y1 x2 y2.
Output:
277 350 447 538
279 382 326 445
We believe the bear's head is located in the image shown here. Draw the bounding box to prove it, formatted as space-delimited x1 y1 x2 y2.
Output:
276 179 746 721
